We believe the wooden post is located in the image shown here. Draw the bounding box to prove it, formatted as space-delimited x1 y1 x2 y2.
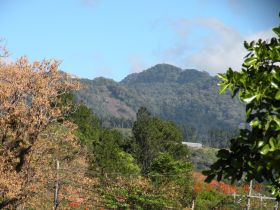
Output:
260 195 263 210
246 180 253 210
53 160 60 210
275 201 279 210
191 200 195 210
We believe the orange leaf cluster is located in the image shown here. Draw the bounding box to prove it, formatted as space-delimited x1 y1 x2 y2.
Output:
193 172 237 194
0 54 80 208
9 123 100 209
0 56 78 153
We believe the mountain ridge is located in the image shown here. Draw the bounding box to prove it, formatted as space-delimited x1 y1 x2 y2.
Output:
120 64 210 85
75 63 244 144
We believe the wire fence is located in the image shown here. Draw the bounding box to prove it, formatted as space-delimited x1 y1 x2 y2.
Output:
34 161 151 209
231 193 278 210
27 160 279 210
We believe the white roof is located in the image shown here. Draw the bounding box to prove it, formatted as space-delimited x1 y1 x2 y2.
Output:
182 142 202 148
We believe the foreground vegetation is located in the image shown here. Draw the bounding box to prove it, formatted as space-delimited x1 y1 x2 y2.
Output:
204 20 280 200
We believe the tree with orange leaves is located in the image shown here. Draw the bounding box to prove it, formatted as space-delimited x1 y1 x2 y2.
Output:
0 51 79 208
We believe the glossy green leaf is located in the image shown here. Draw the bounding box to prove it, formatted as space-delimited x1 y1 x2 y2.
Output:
275 90 280 100
273 117 280 127
217 73 227 81
272 70 280 81
247 161 254 168
257 165 263 173
243 95 256 103
257 141 264 148
271 81 278 88
260 144 270 155
250 120 259 127
219 83 229 94
244 57 257 67
273 26 280 37
269 137 276 151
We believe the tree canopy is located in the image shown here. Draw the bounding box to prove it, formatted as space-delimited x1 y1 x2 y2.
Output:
204 23 280 199
0 54 79 208
132 107 189 174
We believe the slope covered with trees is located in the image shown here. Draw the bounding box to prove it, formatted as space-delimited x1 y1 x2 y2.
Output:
76 63 244 146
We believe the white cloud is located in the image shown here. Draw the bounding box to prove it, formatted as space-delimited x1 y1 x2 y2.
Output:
156 17 275 75
186 17 245 74
186 20 274 74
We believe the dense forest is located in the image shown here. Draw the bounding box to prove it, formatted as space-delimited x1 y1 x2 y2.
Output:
75 64 243 147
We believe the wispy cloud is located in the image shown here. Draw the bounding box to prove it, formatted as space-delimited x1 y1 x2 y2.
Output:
185 17 244 74
186 18 274 74
155 17 274 74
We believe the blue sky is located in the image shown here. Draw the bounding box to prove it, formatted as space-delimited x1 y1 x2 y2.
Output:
0 0 279 81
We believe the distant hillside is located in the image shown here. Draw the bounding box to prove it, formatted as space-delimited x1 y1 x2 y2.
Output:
75 64 244 145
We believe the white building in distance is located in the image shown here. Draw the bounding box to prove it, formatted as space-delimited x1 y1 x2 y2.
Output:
182 142 202 149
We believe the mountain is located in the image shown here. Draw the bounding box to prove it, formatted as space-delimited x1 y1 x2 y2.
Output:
75 64 244 145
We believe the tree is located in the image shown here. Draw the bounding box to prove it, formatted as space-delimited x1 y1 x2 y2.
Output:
69 102 100 149
0 54 78 207
0 56 78 168
148 153 194 206
92 129 140 176
203 24 280 198
14 123 97 209
132 107 188 174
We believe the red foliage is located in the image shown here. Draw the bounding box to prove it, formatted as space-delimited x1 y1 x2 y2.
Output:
242 184 250 193
219 181 237 194
210 180 219 188
194 182 203 192
192 172 237 194
68 197 85 207
69 202 80 207
192 172 264 195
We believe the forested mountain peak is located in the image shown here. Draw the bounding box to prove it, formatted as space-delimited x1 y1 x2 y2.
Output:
121 63 181 84
91 77 118 85
75 63 244 146
121 63 211 85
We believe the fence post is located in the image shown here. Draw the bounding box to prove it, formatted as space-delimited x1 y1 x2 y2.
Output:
191 200 195 210
275 201 279 210
260 195 263 210
246 180 253 210
53 160 60 210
